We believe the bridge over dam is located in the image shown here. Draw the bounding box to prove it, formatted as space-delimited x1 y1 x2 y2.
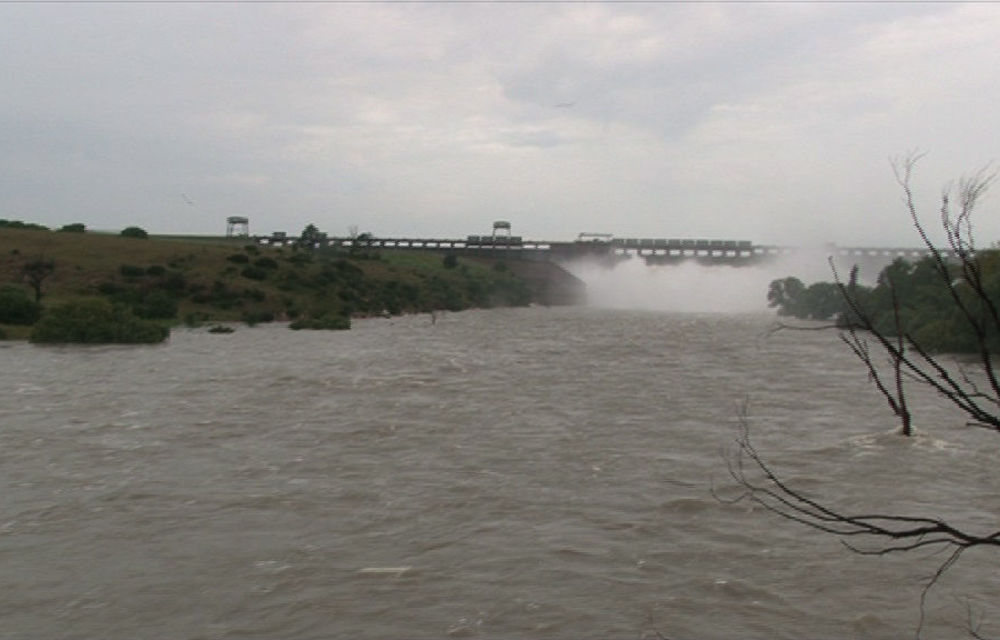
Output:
257 233 940 276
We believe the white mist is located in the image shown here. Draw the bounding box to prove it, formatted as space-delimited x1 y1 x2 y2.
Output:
563 251 853 314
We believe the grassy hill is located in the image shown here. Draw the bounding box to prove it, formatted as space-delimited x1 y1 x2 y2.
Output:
0 227 582 339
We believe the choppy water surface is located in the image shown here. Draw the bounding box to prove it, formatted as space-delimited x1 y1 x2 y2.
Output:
2 307 998 639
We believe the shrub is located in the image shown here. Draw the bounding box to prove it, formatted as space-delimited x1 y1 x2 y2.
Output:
132 290 179 320
97 281 122 295
146 265 166 277
244 245 260 255
59 223 86 233
0 286 42 325
227 253 250 264
254 257 279 270
243 288 266 302
120 264 146 278
30 299 169 344
120 226 149 239
287 253 312 266
443 253 458 269
240 266 267 281
161 272 186 292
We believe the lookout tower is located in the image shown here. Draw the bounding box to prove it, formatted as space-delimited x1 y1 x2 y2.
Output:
226 216 250 238
492 220 511 243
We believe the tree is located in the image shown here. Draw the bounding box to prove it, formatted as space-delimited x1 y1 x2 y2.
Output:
730 155 1000 634
120 226 148 239
767 276 806 316
21 256 55 303
299 224 325 249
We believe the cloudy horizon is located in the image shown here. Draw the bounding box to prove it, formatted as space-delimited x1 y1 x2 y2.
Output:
3 2 999 248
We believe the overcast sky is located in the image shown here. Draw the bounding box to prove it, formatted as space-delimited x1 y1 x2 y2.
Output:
3 2 999 246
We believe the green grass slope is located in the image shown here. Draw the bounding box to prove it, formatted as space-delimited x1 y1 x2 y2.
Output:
0 228 576 338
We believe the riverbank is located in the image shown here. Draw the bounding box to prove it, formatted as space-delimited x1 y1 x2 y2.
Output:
0 227 586 339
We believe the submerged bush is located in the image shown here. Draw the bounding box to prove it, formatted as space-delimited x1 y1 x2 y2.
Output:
208 325 235 334
31 299 169 344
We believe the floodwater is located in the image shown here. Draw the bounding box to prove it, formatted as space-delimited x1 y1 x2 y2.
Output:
2 306 998 639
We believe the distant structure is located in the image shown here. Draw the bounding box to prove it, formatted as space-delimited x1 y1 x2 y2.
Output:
492 220 511 243
226 216 250 238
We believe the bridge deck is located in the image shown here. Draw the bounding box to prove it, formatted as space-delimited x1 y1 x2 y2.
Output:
255 234 944 262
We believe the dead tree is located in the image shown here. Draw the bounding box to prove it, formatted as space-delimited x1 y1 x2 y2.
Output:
728 155 1000 635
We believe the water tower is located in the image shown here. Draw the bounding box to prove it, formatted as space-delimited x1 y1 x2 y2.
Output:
226 216 250 238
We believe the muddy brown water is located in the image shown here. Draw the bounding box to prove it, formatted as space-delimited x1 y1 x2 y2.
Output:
2 307 998 639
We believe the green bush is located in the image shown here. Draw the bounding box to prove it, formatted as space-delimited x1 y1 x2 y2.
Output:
132 290 178 320
287 252 312 266
30 299 169 344
443 253 458 269
120 264 146 278
227 253 250 264
254 257 279 270
59 223 86 233
0 286 42 325
240 266 267 281
162 272 187 292
146 265 166 277
243 287 266 302
120 226 149 239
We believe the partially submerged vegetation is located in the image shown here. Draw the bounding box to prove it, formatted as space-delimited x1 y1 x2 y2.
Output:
0 223 545 343
30 298 169 344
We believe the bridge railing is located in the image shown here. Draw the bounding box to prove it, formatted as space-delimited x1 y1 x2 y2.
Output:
253 234 944 264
